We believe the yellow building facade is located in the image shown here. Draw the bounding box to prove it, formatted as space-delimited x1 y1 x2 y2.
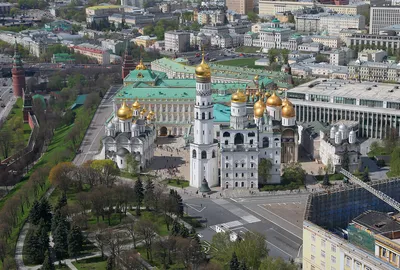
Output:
303 220 397 270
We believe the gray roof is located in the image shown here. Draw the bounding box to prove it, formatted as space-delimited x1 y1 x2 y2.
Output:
352 210 400 234
116 148 130 156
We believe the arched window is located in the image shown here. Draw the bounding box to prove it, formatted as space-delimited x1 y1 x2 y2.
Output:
234 133 244 145
202 113 205 119
223 132 230 137
250 139 253 145
212 150 216 158
196 112 198 119
209 112 212 119
248 132 255 137
225 140 228 145
192 150 197 158
263 137 269 148
201 151 207 159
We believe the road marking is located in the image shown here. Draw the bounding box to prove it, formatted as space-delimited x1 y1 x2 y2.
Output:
238 203 302 240
186 204 206 213
265 240 293 258
270 228 300 246
257 204 303 232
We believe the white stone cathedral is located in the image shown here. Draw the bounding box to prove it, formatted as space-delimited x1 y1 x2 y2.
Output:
190 54 298 189
99 100 157 171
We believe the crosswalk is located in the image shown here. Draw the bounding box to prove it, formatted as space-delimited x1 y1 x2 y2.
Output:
209 198 261 232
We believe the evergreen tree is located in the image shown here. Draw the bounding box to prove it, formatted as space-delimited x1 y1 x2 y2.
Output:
39 198 53 229
56 193 67 210
53 220 69 260
25 228 44 264
230 252 240 270
30 200 41 225
51 209 64 235
179 225 189 238
106 256 114 270
41 250 55 270
68 226 83 259
322 171 330 186
341 147 350 171
171 219 181 236
362 167 371 182
169 190 184 217
133 177 144 216
239 261 248 270
144 179 155 210
38 221 50 252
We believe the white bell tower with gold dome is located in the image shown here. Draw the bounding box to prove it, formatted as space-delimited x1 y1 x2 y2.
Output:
190 52 218 188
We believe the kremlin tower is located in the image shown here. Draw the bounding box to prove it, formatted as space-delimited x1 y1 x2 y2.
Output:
12 41 25 97
121 43 135 79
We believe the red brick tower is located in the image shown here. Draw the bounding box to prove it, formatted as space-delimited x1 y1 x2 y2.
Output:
12 41 25 97
122 43 135 79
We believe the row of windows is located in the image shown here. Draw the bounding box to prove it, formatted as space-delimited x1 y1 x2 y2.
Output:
192 150 216 159
333 97 356 105
310 94 330 102
224 172 255 178
225 163 256 168
195 112 213 120
359 99 383 108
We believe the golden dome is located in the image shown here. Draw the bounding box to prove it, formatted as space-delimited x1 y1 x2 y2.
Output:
265 92 271 98
282 103 295 118
132 99 141 110
147 111 155 120
254 74 259 81
245 90 250 96
266 91 282 107
231 89 247 103
195 53 211 80
254 107 265 118
117 100 132 120
254 99 266 110
255 91 261 97
282 97 293 107
135 58 147 70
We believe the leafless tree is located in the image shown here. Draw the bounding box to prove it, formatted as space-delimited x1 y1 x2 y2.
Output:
103 229 126 268
119 250 145 270
0 129 13 159
123 219 137 249
134 220 158 262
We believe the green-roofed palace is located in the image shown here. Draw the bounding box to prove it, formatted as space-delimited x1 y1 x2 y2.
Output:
112 56 293 136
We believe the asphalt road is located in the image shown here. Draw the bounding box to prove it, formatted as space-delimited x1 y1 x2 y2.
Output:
0 78 15 124
185 194 309 261
74 84 121 166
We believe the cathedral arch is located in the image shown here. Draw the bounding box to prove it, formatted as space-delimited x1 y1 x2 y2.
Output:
234 133 244 145
201 151 207 159
223 132 230 137
160 126 168 136
192 149 197 158
209 112 212 119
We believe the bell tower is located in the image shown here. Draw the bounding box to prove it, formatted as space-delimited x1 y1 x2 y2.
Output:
190 51 218 188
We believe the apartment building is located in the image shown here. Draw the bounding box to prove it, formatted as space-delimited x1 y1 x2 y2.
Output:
226 0 253 14
348 60 400 82
70 43 110 64
349 33 400 52
320 14 365 36
165 30 190 52
85 5 121 23
311 35 341 48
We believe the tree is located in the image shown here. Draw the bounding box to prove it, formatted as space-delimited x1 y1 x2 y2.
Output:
133 178 144 216
53 219 69 260
25 228 43 264
230 252 240 270
281 49 290 64
125 154 139 176
260 257 297 270
41 250 55 270
315 54 328 63
135 220 158 262
0 129 13 158
388 47 393 56
322 171 330 186
282 163 306 185
68 226 83 260
144 179 155 210
247 11 259 23
90 159 119 187
49 162 75 195
0 239 6 264
258 158 272 183
362 167 371 182
106 256 114 270
169 189 184 217
341 147 350 171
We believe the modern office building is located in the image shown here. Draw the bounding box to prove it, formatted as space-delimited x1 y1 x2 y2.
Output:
370 5 400 35
319 14 365 36
226 0 253 15
164 30 191 53
287 79 400 139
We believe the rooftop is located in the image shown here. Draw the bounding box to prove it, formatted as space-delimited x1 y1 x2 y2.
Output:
288 79 400 103
352 210 400 234
86 5 120 10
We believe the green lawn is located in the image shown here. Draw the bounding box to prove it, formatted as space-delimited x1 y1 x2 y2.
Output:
130 210 170 236
216 58 262 69
235 46 261 53
119 171 137 180
162 179 189 188
72 256 107 270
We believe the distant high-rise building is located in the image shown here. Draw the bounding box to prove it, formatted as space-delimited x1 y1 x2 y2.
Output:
12 41 25 98
370 0 400 34
226 0 253 15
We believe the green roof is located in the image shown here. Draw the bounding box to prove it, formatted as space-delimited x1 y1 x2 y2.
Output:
214 104 230 122
70 94 87 110
272 18 280 23
32 94 46 109
174 57 189 64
